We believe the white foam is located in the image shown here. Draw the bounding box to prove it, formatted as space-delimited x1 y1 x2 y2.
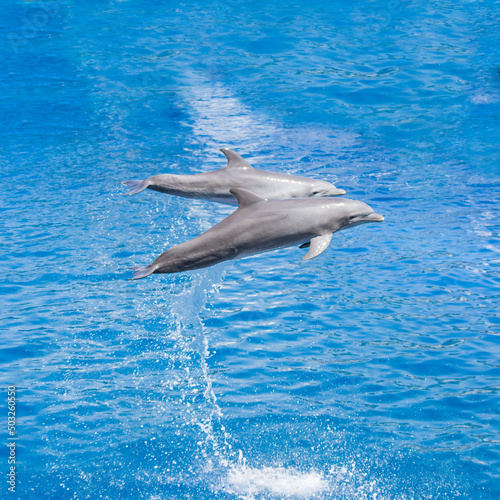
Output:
225 464 329 498
470 90 500 105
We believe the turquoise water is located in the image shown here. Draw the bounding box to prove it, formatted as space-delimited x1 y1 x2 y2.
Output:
1 0 499 498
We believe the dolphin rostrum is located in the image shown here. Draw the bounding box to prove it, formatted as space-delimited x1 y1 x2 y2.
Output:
130 188 383 279
123 148 346 205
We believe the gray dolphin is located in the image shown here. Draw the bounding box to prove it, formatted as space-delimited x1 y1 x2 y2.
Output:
123 148 345 205
130 188 383 279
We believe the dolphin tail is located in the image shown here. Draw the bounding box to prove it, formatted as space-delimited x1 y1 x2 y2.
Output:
122 179 151 195
130 265 156 280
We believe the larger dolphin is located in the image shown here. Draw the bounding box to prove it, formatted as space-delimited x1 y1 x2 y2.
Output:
123 148 345 205
131 188 383 279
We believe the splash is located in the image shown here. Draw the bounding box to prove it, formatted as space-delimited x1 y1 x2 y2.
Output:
225 463 329 498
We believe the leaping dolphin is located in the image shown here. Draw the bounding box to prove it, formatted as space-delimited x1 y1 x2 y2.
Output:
130 188 383 279
123 148 345 205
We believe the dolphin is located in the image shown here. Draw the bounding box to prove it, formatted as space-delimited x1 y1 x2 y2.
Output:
122 148 345 205
130 188 383 279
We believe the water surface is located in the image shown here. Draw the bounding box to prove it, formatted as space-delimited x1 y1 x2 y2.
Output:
1 0 499 498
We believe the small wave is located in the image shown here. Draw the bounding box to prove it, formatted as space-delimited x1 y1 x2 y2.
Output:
225 464 328 498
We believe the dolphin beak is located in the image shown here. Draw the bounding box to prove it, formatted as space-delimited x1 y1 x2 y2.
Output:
324 188 346 196
367 213 384 222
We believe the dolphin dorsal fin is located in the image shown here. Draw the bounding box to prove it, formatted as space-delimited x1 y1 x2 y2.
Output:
220 148 253 169
229 188 265 208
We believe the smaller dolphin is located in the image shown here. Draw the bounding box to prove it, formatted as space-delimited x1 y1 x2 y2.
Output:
123 148 345 205
130 188 383 279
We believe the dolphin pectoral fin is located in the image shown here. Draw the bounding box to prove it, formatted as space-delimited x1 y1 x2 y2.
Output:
299 242 310 248
230 188 266 207
130 265 156 280
220 148 253 169
302 233 333 261
122 179 151 195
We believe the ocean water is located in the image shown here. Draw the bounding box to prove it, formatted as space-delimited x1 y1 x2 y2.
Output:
1 0 499 498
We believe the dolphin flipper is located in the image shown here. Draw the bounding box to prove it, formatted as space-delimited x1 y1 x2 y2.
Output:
122 179 151 195
302 233 333 261
130 265 156 280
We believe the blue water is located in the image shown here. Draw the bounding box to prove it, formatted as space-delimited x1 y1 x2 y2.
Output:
1 0 499 498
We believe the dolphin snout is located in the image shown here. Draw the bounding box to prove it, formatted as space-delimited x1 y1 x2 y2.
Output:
320 187 346 197
368 213 384 222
